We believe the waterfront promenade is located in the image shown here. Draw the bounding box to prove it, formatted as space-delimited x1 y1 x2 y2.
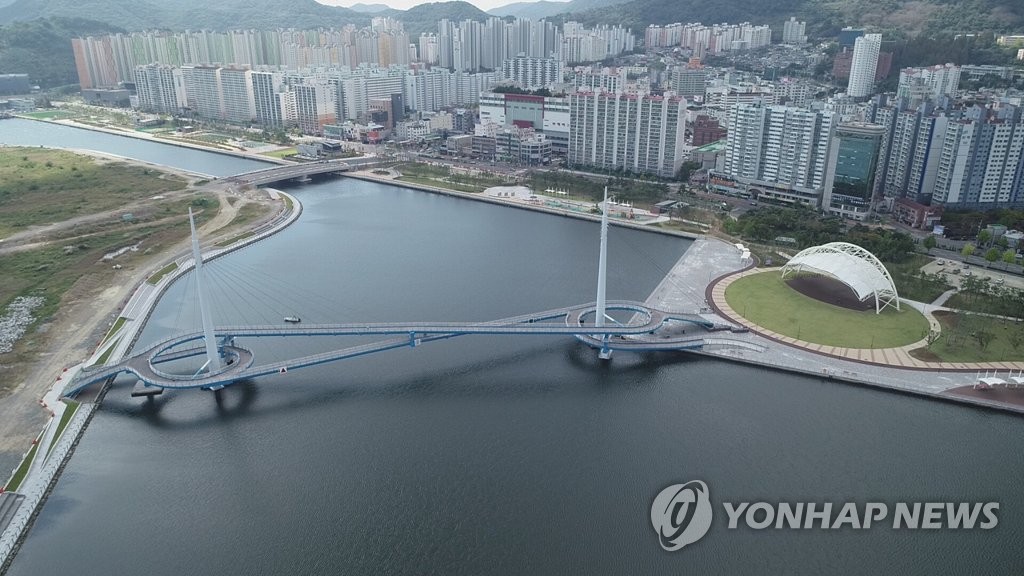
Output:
645 236 1024 414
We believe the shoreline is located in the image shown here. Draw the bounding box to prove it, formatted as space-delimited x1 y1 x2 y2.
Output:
15 115 703 241
17 115 292 166
343 171 701 240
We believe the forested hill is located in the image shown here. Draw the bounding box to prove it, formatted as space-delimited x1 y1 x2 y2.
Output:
570 0 1023 38
0 0 368 30
0 17 123 89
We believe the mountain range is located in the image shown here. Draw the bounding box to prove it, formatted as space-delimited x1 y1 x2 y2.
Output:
0 0 1020 37
488 0 624 20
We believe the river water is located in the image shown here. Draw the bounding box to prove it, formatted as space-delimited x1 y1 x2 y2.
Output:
2 119 1023 575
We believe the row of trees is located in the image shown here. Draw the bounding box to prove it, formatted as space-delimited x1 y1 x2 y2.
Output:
960 243 1019 268
952 275 1024 318
723 205 917 263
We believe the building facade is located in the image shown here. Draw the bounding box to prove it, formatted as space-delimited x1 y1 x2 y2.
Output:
847 33 882 99
568 92 687 178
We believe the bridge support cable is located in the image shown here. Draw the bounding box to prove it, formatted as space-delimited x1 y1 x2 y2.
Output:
189 208 221 372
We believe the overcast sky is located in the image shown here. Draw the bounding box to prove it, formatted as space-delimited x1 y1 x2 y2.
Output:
316 0 569 11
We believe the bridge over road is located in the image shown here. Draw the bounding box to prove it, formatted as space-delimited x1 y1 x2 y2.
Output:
223 157 383 187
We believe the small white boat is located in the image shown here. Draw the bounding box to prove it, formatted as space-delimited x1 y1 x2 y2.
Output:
283 316 301 323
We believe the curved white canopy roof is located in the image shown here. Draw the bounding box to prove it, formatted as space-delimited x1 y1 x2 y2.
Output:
780 242 900 313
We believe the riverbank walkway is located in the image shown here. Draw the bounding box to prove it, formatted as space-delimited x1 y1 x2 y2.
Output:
643 236 1024 412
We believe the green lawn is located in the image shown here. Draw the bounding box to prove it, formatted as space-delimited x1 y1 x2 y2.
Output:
260 147 297 159
911 312 1024 362
100 316 127 344
725 271 930 348
147 261 178 285
92 337 121 366
216 230 254 247
46 400 80 458
0 147 187 238
397 175 483 194
5 442 38 492
19 110 74 120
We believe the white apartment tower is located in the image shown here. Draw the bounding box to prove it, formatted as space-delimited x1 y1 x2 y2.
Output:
847 33 882 98
568 92 687 178
718 102 837 205
134 64 187 115
782 17 807 44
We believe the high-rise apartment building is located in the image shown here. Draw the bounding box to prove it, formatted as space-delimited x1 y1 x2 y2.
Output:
294 81 336 135
713 102 836 205
480 91 570 154
670 65 706 100
896 64 961 103
219 67 255 124
134 64 187 115
931 110 1024 208
782 17 807 44
568 92 687 178
500 56 563 91
847 33 882 99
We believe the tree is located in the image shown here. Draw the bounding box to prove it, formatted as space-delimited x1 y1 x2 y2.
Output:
984 247 1001 267
978 229 992 246
922 234 937 254
1003 249 1018 269
996 235 1009 249
972 329 995 350
962 243 976 258
1010 329 1024 352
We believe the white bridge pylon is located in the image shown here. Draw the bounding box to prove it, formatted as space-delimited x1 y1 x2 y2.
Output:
595 186 612 360
189 207 221 373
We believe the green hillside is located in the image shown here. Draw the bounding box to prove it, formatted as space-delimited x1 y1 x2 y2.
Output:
0 17 123 89
572 0 1023 37
0 0 368 30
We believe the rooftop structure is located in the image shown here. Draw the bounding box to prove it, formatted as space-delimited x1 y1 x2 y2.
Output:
781 242 900 314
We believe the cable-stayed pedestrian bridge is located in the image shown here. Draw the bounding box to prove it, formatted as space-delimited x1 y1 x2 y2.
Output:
65 301 740 395
63 190 758 399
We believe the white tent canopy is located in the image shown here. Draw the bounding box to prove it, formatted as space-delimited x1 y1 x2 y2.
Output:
780 242 900 314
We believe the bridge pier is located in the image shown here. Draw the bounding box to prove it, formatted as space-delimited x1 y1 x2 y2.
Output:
598 336 613 360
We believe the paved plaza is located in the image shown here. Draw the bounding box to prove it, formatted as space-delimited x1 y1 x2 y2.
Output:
643 236 1024 411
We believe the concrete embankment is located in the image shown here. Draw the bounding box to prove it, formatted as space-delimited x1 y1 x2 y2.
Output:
342 172 700 240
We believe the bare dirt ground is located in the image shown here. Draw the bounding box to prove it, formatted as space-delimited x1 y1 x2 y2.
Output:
0 158 279 478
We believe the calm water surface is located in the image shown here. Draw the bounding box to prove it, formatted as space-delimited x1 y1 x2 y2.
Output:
2 122 1022 575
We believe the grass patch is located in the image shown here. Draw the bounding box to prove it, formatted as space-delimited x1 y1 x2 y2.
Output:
93 337 121 366
886 254 951 303
100 316 127 344
397 175 484 193
0 147 187 238
912 311 1024 362
46 400 81 458
147 261 178 285
725 271 930 348
260 147 298 159
19 110 74 120
652 220 710 234
5 442 39 492
216 230 254 247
